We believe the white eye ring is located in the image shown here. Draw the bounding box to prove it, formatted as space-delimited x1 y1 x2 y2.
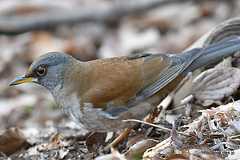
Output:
36 66 47 77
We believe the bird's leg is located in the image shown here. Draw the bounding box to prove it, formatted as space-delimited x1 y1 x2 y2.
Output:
107 73 193 149
106 128 132 149
107 106 160 149
86 132 107 152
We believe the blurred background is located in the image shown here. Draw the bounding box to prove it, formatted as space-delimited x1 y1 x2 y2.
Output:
0 0 239 158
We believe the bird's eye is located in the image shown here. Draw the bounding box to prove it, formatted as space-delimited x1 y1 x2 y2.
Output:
36 66 47 77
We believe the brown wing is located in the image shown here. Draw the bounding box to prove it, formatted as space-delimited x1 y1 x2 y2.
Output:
80 53 171 107
134 48 205 104
133 55 186 103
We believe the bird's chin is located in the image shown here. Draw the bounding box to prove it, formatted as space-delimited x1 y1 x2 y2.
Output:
32 80 40 84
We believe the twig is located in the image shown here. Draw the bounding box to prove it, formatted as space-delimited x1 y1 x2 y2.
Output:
0 0 190 35
123 119 188 136
123 119 172 131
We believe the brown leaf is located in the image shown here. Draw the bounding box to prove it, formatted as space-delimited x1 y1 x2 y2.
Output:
86 132 106 153
166 148 223 160
0 127 30 155
95 148 126 160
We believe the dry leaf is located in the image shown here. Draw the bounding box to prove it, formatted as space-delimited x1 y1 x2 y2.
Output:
86 132 106 153
166 148 223 160
192 67 240 106
0 127 30 155
227 149 240 160
95 149 126 160
143 100 240 159
125 139 158 160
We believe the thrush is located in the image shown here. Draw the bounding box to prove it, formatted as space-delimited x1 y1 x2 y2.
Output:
10 37 240 132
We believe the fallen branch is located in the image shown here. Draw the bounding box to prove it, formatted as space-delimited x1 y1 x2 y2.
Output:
0 0 190 35
123 119 172 132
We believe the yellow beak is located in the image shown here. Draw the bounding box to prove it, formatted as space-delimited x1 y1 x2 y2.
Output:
9 76 35 86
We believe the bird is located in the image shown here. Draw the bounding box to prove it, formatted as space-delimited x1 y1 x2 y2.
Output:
10 37 240 133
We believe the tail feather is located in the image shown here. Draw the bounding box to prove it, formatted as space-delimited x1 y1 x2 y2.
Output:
182 37 240 74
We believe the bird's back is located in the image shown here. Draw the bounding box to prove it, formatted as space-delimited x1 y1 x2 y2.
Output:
79 54 172 107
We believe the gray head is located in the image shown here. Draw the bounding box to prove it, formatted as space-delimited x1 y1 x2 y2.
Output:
10 52 73 91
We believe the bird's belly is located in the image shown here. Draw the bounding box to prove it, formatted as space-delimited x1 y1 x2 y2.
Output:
53 88 159 132
52 90 125 132
62 99 158 132
62 104 134 132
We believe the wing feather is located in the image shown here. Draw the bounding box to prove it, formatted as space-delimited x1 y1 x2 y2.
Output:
134 56 185 102
131 48 204 104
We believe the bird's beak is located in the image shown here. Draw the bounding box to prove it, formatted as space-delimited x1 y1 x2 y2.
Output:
9 76 37 86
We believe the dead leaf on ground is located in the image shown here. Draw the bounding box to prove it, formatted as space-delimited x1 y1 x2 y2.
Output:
125 138 158 160
86 132 106 153
0 127 30 155
191 67 240 106
165 148 223 160
95 148 126 160
143 100 240 159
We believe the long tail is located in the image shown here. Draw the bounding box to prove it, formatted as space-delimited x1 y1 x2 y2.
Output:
183 18 240 74
182 37 240 74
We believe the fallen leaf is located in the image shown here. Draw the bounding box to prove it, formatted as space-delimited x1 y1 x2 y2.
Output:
86 132 106 153
192 67 240 106
125 138 158 160
0 127 30 155
95 148 126 160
